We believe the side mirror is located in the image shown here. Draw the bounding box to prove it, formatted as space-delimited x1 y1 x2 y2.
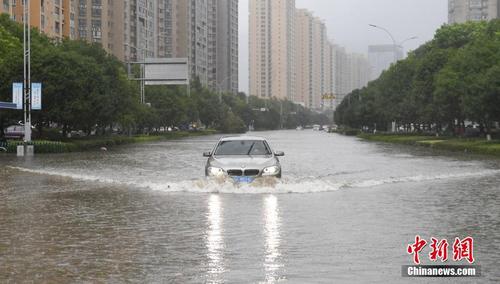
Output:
274 151 285 157
203 151 212 157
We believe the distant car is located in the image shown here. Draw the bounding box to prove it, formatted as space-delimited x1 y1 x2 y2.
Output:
313 124 321 131
4 125 25 139
4 125 39 139
464 126 480 137
203 136 285 183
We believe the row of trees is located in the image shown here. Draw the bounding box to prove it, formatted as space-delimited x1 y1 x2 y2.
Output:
335 19 500 135
0 14 328 138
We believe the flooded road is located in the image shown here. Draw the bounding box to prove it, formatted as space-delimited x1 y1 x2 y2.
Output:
1 130 499 283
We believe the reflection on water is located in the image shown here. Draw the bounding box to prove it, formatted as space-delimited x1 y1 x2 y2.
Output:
206 194 225 282
264 195 283 283
1 131 500 282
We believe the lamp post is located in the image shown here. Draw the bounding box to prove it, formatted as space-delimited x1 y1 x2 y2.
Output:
23 0 32 143
368 24 397 62
368 24 417 62
368 25 417 133
398 36 418 51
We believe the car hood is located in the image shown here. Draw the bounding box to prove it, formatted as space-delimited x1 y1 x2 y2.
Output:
209 155 277 169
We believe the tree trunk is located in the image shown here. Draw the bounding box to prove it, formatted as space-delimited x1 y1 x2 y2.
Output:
62 124 68 138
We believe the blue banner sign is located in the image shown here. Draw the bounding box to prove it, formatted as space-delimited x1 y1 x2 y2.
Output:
12 82 23 110
31 83 42 110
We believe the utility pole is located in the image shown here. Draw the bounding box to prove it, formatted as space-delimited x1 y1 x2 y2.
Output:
23 0 32 143
141 49 145 104
280 101 283 129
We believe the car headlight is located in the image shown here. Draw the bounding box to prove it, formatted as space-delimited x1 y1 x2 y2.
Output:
207 167 225 177
262 166 280 176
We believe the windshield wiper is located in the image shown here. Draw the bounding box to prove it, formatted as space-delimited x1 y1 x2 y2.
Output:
247 142 256 155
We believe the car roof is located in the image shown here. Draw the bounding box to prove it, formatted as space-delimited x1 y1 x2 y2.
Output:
219 136 267 142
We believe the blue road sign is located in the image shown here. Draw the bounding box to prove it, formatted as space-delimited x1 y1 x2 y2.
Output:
0 102 18 109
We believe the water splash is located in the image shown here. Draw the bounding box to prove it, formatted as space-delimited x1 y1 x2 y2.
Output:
7 166 500 194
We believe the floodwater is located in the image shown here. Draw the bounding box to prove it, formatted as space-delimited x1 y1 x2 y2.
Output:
0 130 499 283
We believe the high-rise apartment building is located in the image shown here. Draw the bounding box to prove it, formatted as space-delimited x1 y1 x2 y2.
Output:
333 45 349 107
348 53 370 92
206 0 239 94
249 0 271 99
166 0 208 84
368 44 403 81
1 0 238 91
303 15 324 109
251 2 338 109
123 0 155 61
76 0 127 60
169 0 238 90
323 42 334 109
294 9 313 107
270 0 295 101
155 0 174 59
187 0 209 86
214 0 239 94
249 0 295 101
2 0 75 39
332 45 369 109
249 1 370 110
448 0 499 23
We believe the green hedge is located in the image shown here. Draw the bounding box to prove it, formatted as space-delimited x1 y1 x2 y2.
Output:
358 134 500 157
1 130 217 154
4 140 77 153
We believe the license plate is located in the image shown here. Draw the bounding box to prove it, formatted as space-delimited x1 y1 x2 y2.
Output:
232 176 254 183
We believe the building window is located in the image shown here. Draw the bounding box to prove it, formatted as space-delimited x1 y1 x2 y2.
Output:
91 19 102 39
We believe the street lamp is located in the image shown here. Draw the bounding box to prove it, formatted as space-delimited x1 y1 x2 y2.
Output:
368 25 417 133
369 24 397 62
399 36 418 50
368 24 417 62
23 0 32 143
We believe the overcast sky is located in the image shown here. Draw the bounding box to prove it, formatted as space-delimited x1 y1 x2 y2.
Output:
238 0 448 93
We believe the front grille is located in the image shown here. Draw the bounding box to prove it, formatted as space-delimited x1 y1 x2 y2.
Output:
244 169 260 176
227 169 243 176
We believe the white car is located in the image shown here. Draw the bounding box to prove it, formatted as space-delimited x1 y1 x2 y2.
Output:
203 136 285 183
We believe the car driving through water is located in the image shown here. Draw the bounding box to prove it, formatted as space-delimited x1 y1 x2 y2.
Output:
203 136 284 183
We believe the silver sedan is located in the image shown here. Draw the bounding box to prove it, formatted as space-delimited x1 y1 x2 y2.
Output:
203 136 285 182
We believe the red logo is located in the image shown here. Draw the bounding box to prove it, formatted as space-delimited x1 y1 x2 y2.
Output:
407 236 475 264
429 237 449 262
453 237 475 264
407 235 427 264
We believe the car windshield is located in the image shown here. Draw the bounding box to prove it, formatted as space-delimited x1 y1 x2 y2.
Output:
215 140 271 156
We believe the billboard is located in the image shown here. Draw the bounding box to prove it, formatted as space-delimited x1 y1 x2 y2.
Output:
144 58 189 86
12 83 23 110
31 83 42 110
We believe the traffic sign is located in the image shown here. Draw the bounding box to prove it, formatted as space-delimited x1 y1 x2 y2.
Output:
0 102 18 109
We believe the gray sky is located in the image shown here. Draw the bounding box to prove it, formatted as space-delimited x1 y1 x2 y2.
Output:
238 0 448 93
